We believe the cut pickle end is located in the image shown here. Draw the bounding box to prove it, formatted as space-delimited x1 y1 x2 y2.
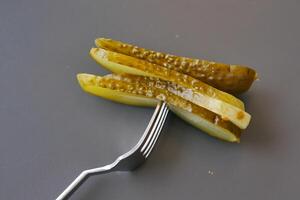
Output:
95 38 257 94
77 73 241 142
90 48 251 129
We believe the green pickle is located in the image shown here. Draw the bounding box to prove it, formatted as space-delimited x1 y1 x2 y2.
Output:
77 73 241 142
95 38 257 94
90 48 251 129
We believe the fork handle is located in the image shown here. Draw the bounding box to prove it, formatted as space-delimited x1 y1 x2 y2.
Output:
56 165 113 200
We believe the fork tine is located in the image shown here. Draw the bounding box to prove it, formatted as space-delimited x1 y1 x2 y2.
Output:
140 101 165 152
119 102 164 162
145 106 169 158
141 102 167 154
139 104 162 150
142 103 169 157
143 105 168 157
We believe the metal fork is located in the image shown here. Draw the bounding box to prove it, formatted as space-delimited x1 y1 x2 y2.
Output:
56 101 169 200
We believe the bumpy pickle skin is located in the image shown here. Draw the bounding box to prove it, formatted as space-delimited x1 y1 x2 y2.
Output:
90 48 251 129
95 38 257 94
77 73 241 142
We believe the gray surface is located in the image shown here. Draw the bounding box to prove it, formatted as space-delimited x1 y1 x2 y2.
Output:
1 0 299 199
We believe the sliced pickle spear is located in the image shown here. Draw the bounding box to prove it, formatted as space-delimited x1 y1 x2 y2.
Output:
77 73 241 142
95 38 257 94
90 48 244 109
90 48 251 129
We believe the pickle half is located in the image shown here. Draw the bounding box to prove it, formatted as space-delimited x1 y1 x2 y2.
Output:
95 38 257 94
90 48 251 129
77 73 241 142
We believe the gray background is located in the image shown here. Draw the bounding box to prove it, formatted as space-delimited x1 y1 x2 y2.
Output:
1 0 299 199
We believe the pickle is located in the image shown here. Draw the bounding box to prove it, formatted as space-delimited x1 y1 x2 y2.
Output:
77 73 241 142
95 38 257 94
90 48 251 129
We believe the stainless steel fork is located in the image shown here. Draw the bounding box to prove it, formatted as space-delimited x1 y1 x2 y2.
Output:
56 101 169 200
